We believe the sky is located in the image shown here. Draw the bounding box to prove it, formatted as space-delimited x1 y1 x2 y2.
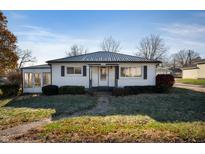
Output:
3 10 205 65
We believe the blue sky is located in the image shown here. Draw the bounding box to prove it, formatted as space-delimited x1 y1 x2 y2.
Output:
3 10 205 65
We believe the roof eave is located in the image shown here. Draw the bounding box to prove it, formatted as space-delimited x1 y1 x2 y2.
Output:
47 60 161 64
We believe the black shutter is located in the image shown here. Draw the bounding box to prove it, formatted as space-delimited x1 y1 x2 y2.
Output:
61 66 65 77
144 66 147 79
83 66 87 76
115 66 119 79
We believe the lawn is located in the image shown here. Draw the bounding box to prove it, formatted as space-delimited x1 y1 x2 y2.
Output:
0 95 97 130
6 95 97 118
177 79 205 86
0 98 55 130
16 88 205 143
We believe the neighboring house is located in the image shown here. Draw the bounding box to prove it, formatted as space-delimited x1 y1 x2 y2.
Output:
182 59 205 79
21 51 160 93
156 66 182 78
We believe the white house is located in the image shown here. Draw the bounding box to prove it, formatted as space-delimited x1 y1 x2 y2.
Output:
22 51 161 93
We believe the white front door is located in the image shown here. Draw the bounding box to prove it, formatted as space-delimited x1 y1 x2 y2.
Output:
99 67 108 86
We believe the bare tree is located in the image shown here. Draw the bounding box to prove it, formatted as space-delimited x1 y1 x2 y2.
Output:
66 44 88 57
136 34 167 60
17 49 36 69
173 49 201 67
100 36 121 52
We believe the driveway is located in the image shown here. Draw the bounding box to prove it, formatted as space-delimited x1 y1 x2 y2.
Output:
174 82 205 93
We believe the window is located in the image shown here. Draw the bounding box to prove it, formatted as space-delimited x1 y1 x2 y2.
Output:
34 73 41 87
120 67 142 77
67 67 81 74
43 72 51 86
24 73 33 88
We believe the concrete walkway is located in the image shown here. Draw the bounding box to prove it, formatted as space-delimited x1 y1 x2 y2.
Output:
55 93 111 120
174 83 205 93
0 118 51 142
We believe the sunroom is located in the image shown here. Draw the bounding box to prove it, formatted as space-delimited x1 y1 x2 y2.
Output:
21 64 51 93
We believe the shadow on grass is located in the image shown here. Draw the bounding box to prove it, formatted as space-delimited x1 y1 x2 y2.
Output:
4 88 205 122
4 95 97 120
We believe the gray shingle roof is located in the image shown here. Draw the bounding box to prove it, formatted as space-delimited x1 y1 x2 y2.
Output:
21 64 50 69
47 51 160 63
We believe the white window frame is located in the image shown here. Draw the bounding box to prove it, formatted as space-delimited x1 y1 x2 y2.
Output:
120 66 142 78
66 66 82 75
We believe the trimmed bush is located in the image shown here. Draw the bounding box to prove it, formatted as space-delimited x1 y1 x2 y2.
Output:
124 86 156 94
59 86 85 95
156 74 175 92
112 88 129 96
42 85 58 95
0 84 20 97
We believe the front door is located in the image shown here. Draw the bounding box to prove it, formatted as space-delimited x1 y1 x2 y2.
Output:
99 67 108 86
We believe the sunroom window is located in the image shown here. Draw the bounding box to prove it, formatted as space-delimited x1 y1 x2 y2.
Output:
24 73 33 88
34 73 41 87
43 72 51 86
120 67 142 77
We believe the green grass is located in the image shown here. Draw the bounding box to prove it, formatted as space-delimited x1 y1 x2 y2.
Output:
0 107 55 130
20 116 205 143
17 88 205 143
6 95 97 117
177 79 205 86
108 88 205 122
0 97 55 130
0 95 96 130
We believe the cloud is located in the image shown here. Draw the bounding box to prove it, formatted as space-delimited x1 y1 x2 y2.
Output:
158 23 205 58
163 36 205 57
14 25 102 65
160 23 205 38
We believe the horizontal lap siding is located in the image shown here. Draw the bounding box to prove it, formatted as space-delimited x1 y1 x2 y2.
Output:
52 63 90 88
118 63 156 87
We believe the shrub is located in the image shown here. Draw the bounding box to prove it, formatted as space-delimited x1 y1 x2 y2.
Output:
59 86 85 95
0 84 20 97
124 86 156 94
112 88 129 96
42 85 58 95
156 74 175 92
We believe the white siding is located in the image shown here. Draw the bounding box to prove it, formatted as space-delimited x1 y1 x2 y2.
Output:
52 63 157 88
118 63 156 87
108 66 115 87
52 63 90 88
91 66 98 87
22 68 51 93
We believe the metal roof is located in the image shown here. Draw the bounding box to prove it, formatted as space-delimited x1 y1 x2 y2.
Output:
47 51 160 63
21 64 50 69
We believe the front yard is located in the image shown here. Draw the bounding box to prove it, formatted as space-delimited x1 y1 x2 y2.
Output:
1 88 205 142
0 95 96 130
177 79 205 86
